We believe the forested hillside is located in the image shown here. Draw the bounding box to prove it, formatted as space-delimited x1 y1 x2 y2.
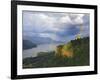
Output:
23 37 89 68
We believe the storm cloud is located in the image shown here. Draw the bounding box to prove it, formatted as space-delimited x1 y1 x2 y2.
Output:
23 11 90 42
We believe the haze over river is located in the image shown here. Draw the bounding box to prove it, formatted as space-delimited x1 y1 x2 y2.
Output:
23 43 63 59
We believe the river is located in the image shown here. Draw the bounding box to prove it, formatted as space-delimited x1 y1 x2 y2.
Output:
23 43 63 59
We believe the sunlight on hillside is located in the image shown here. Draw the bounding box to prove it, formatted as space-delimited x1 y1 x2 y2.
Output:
55 42 73 58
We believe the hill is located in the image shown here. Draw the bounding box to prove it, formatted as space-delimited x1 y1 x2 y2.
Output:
23 36 63 45
23 37 89 68
23 40 37 50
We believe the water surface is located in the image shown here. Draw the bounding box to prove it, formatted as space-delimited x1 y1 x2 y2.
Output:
23 43 63 59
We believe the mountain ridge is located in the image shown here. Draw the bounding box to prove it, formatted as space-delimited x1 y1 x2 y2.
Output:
23 40 37 50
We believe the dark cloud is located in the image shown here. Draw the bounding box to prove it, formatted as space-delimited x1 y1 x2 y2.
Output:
56 25 79 37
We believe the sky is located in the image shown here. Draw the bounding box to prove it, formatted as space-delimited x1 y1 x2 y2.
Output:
23 11 90 43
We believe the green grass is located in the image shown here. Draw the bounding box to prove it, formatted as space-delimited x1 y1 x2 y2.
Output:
23 37 89 69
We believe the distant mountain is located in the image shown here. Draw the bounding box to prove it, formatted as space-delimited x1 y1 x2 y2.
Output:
23 36 63 44
23 40 37 50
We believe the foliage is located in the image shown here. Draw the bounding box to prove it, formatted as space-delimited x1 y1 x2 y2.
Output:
23 37 89 68
63 42 72 51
